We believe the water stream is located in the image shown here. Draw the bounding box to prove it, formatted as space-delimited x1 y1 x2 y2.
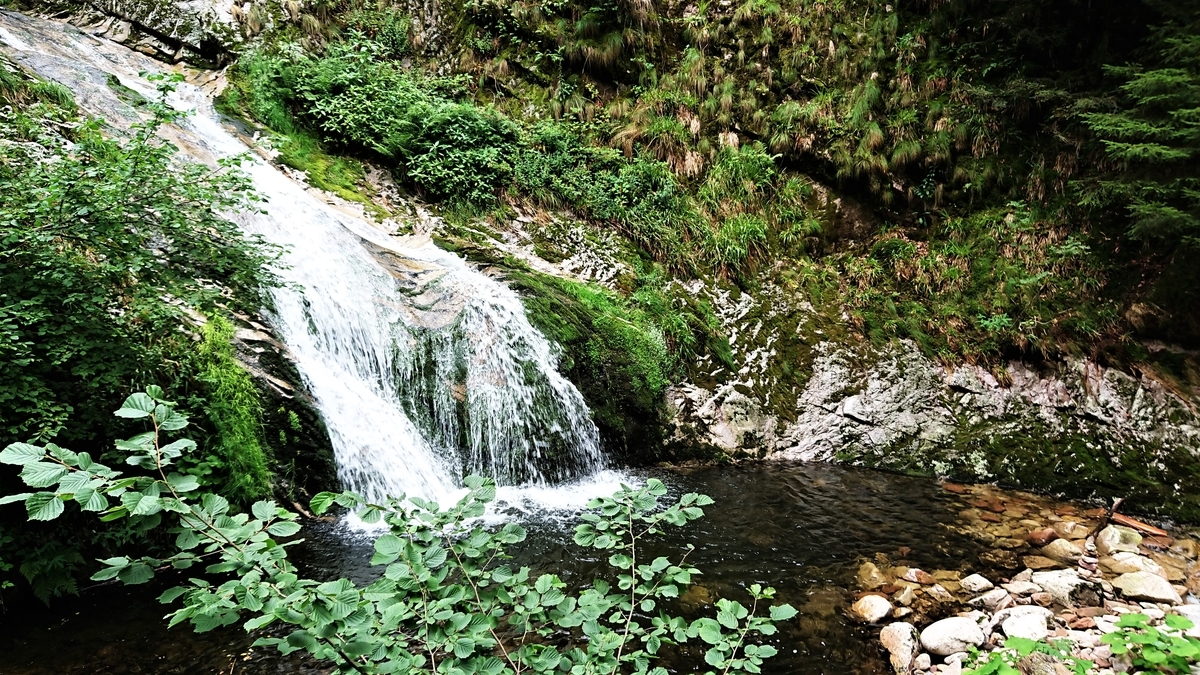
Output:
0 10 605 504
1 461 988 675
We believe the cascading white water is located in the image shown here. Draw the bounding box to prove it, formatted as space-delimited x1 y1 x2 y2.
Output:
0 11 616 507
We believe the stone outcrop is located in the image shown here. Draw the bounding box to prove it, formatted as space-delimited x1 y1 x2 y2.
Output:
664 286 1200 516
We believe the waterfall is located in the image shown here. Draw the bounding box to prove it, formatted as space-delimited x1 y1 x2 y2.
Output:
0 11 609 505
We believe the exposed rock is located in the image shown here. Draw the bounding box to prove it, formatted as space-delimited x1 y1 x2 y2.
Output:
927 584 955 602
980 549 1021 569
969 588 1011 611
859 562 890 589
1099 551 1165 576
1002 610 1053 642
1027 528 1060 547
919 617 985 656
1031 592 1054 606
1052 521 1089 539
895 586 916 606
1040 539 1083 565
1097 526 1143 557
851 595 893 623
1017 652 1064 675
1031 570 1100 607
960 574 995 593
880 622 920 675
1003 581 1043 596
1111 572 1182 604
914 653 932 671
904 569 935 585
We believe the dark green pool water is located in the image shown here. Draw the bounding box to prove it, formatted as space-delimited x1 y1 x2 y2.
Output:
0 461 987 675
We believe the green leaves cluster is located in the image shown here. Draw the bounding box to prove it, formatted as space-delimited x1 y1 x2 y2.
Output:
1102 612 1200 674
965 615 1200 675
0 70 276 447
1 390 796 675
238 40 520 206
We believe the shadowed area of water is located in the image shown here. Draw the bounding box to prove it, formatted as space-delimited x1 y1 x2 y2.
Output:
0 461 985 675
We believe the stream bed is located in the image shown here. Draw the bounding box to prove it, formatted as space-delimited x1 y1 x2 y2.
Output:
0 461 992 675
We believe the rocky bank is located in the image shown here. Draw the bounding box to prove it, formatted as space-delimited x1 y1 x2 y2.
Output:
852 481 1200 675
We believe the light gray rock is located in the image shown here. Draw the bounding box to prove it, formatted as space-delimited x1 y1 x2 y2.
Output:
880 622 920 675
969 588 1011 610
1002 580 1043 596
927 584 955 603
914 653 932 671
89 0 248 53
1002 612 1052 642
1031 569 1099 607
990 605 1054 633
920 617 985 656
1112 572 1183 604
960 574 994 593
1100 551 1165 576
1041 538 1083 564
1097 526 1143 557
851 595 893 623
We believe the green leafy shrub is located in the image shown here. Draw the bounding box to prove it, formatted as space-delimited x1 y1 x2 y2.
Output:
1102 612 1200 673
0 390 797 675
964 636 1092 675
234 39 521 206
0 72 275 448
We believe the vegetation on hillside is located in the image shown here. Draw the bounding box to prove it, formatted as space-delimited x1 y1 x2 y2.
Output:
210 0 1200 454
0 67 278 599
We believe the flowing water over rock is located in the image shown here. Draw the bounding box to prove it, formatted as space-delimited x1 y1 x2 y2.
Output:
0 10 603 503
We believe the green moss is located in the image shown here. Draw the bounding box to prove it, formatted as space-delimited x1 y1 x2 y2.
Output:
196 315 272 503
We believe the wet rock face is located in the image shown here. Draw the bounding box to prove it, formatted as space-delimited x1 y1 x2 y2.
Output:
88 0 242 53
668 335 1200 518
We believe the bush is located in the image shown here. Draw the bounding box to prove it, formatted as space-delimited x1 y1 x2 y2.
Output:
0 390 798 675
236 38 521 206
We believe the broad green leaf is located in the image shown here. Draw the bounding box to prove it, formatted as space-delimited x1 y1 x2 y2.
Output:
57 471 91 494
0 443 46 465
19 462 68 488
769 604 798 621
717 609 739 629
244 615 276 631
453 638 475 659
115 393 155 418
251 500 277 521
267 521 302 537
158 412 189 431
0 493 32 505
310 492 337 515
158 587 186 603
1165 614 1195 631
166 473 200 493
79 489 109 512
25 492 64 520
374 534 403 558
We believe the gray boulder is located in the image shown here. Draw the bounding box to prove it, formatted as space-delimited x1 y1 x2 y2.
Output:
1111 572 1182 604
920 617 985 656
880 622 920 675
